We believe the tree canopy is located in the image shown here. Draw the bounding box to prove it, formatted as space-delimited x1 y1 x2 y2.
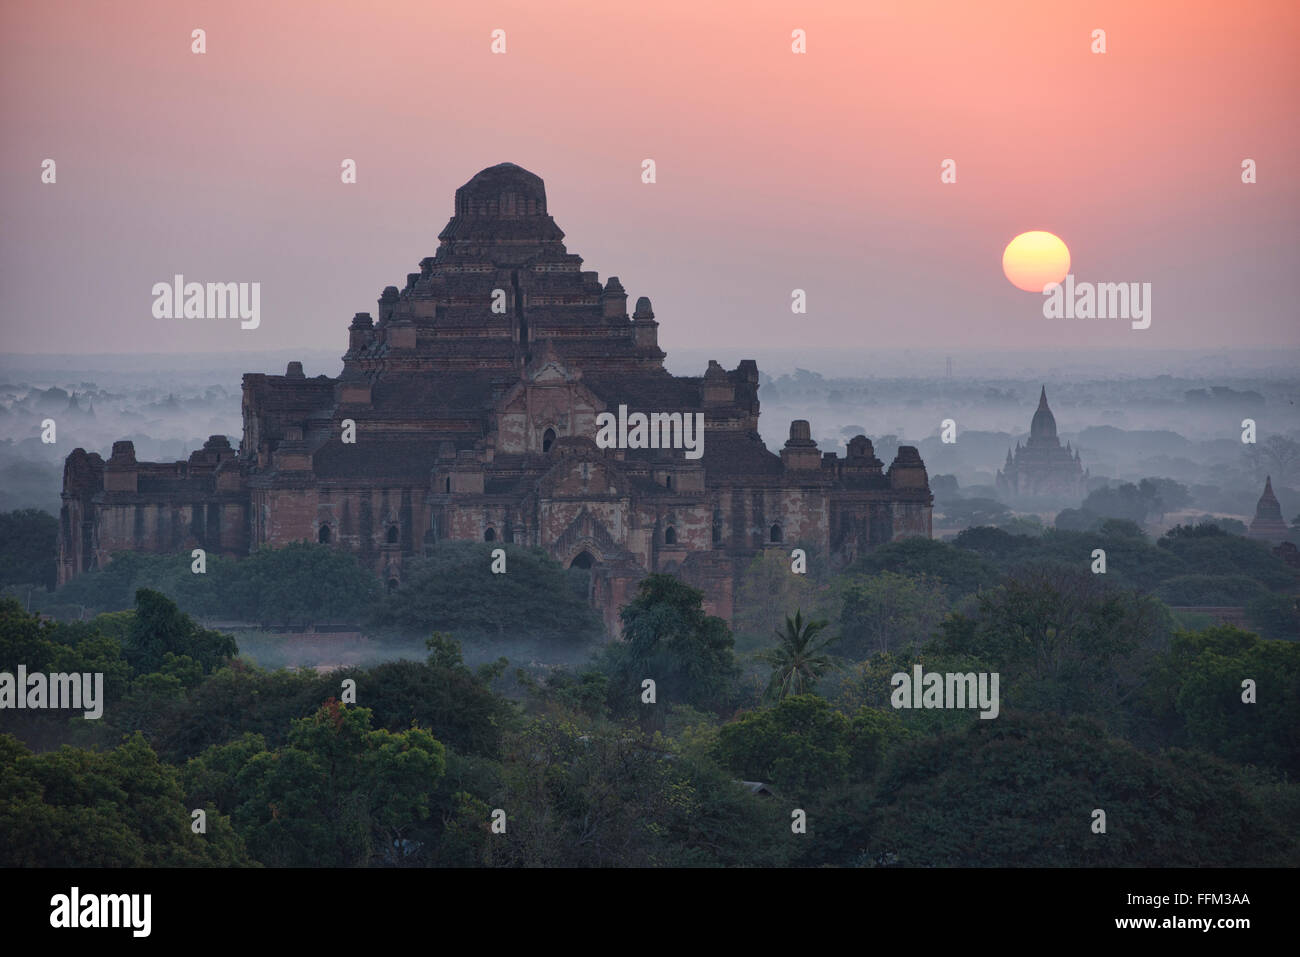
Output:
372 542 602 642
0 509 58 590
863 711 1297 867
604 573 739 717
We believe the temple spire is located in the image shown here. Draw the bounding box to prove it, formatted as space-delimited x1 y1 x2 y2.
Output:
1028 385 1058 444
1249 475 1288 542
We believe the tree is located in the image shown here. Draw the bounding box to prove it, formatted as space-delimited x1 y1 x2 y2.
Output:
1153 575 1267 606
863 711 1298 867
207 700 446 867
933 563 1169 727
42 550 161 614
716 695 852 793
995 515 1045 537
1081 483 1151 524
148 664 338 764
0 599 132 719
1075 480 1183 527
496 718 792 867
607 574 739 715
940 497 1011 528
714 695 908 796
0 596 61 672
845 537 997 601
355 634 512 758
953 526 1037 560
1157 530 1297 592
1033 527 1185 593
1244 435 1300 486
1246 592 1299 641
837 571 950 659
1197 515 1248 536
1140 625 1300 774
373 542 602 642
929 474 960 501
1140 478 1191 520
125 588 237 675
757 610 838 701
1054 507 1102 533
1160 521 1229 542
833 649 995 736
732 548 834 652
143 635 506 767
0 509 58 590
45 543 383 624
222 542 382 624
0 732 253 866
1098 517 1145 539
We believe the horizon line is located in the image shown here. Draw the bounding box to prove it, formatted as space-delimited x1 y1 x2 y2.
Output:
3 346 1300 359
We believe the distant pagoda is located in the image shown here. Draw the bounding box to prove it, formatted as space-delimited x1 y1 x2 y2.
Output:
1247 476 1289 543
996 386 1088 501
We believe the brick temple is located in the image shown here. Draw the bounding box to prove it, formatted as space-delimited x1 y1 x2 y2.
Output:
59 163 933 633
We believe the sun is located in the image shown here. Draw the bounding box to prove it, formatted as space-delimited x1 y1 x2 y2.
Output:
1002 231 1071 292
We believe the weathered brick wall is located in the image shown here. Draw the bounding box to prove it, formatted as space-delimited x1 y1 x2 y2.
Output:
261 487 322 547
495 378 602 454
73 498 249 575
892 500 933 539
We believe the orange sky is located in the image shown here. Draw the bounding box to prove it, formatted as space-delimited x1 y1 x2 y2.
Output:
2 0 1297 357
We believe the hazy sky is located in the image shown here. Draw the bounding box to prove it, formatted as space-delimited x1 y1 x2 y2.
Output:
2 0 1297 359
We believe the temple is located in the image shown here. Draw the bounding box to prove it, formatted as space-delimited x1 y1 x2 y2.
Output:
59 163 933 632
996 386 1088 501
1247 476 1289 543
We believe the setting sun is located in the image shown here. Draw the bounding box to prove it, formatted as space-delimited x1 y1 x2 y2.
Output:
1002 231 1071 292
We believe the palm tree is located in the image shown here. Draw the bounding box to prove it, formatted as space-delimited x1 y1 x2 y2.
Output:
757 610 838 702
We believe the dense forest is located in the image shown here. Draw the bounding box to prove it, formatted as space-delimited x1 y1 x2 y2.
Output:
2 508 1297 867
